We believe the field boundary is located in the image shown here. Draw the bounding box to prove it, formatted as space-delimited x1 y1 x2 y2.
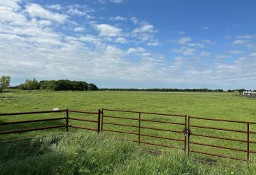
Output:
1 108 256 162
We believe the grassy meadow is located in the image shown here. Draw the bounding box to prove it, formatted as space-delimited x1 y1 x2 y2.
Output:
1 90 256 174
1 131 255 175
1 90 255 120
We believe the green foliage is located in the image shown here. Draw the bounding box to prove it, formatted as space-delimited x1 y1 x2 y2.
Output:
0 132 256 175
0 75 11 92
17 79 97 91
18 79 40 90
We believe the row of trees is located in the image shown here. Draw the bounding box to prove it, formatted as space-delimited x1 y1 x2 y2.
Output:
100 88 225 92
17 79 98 91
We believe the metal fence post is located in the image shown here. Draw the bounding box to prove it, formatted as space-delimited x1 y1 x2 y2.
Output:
66 109 69 131
101 108 104 132
247 123 250 161
187 116 191 157
184 115 187 154
97 109 101 133
138 112 141 144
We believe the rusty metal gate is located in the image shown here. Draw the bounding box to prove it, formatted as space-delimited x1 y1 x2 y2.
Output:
1 108 256 161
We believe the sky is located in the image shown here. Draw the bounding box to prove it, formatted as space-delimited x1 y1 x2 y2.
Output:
0 0 256 89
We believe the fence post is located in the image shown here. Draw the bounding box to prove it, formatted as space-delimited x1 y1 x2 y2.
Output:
101 108 104 132
97 109 101 133
184 115 187 154
66 109 69 131
187 116 191 157
138 112 141 144
247 123 250 161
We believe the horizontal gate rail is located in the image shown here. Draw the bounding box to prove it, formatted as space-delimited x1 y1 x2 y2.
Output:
191 133 253 143
188 115 256 162
189 124 248 133
68 117 98 123
190 141 248 152
101 108 186 151
189 116 256 124
0 110 67 136
0 125 66 135
67 109 101 132
0 110 66 116
0 117 66 126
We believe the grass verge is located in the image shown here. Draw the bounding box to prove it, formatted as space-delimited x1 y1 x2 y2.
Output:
1 131 256 175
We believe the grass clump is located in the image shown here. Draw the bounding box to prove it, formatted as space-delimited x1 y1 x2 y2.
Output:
1 131 256 175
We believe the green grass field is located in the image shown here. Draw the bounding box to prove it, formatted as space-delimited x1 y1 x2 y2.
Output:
1 90 255 120
1 90 256 174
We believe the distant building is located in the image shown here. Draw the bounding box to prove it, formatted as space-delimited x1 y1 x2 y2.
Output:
242 91 256 98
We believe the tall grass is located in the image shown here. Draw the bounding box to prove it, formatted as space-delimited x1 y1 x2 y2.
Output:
1 131 256 175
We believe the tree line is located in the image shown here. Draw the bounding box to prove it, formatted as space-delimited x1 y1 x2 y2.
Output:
100 88 256 92
16 79 98 91
99 88 225 92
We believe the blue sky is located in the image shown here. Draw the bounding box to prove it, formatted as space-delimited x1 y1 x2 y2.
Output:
1 0 256 89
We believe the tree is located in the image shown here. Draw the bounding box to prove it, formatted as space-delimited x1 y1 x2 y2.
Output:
0 75 11 92
88 83 98 91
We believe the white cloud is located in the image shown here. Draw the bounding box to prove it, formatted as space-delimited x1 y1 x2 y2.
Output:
229 50 243 54
147 41 160 46
177 37 191 45
25 3 68 23
217 65 241 73
116 37 127 43
79 35 101 45
0 0 27 24
67 8 86 16
127 47 146 54
236 35 255 39
0 0 21 10
173 47 195 56
110 16 126 21
95 24 122 37
232 40 246 45
215 55 228 59
188 43 204 48
132 24 155 33
202 39 216 45
249 53 256 57
74 27 85 32
98 0 126 4
200 51 210 56
47 4 62 10
182 48 195 55
130 17 139 24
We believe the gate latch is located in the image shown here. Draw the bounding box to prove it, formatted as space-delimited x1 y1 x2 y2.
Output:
183 128 192 136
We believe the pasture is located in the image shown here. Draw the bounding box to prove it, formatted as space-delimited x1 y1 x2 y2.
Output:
1 90 255 119
1 90 256 174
